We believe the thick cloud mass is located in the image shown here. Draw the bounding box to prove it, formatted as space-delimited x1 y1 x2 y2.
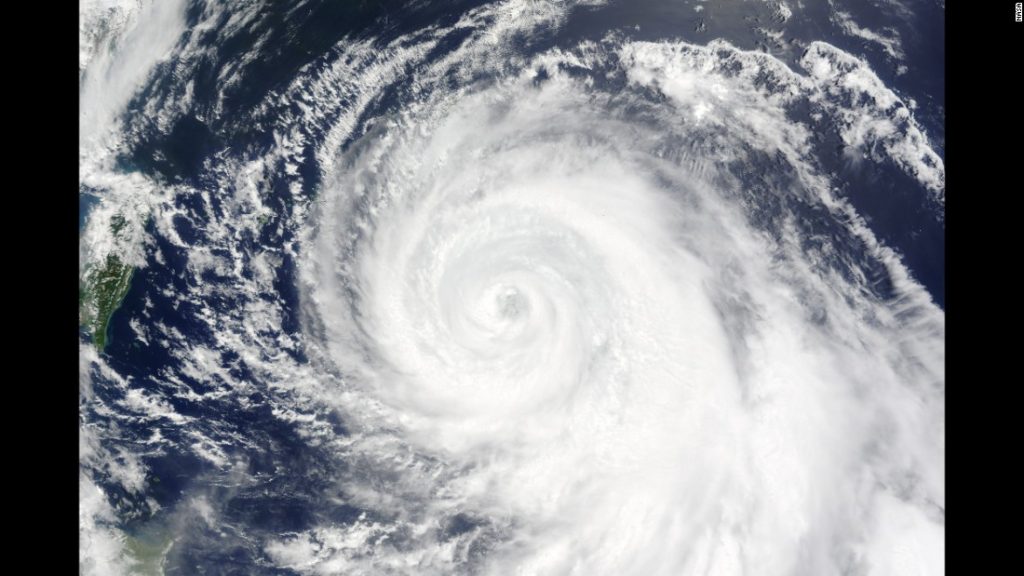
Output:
79 1 944 574
295 35 943 575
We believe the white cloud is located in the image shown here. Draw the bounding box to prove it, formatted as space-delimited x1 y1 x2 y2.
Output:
79 474 137 576
81 1 943 574
833 10 905 61
295 32 944 575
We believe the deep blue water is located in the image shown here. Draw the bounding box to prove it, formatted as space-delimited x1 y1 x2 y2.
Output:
79 191 100 231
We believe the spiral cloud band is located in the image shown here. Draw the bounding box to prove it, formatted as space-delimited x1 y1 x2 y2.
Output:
79 1 944 574
296 36 943 575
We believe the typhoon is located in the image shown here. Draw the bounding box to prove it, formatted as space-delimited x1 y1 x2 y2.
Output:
80 1 945 574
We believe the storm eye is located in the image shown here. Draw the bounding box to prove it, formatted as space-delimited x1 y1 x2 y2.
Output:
496 287 525 319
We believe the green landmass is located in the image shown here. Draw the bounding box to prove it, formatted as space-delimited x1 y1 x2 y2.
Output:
81 254 134 350
110 213 128 235
80 213 135 350
123 525 174 576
